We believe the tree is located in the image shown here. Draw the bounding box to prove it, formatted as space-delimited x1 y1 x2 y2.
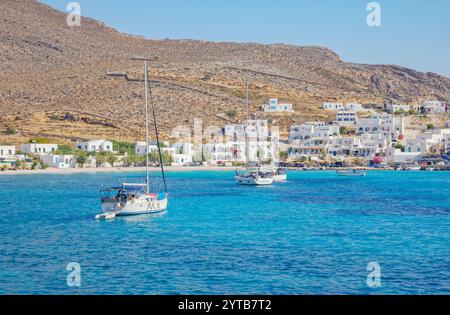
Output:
5 126 16 135
14 159 22 170
75 150 87 168
106 153 118 167
111 140 135 155
427 124 435 130
395 144 405 152
95 153 106 167
55 144 74 155
31 157 45 170
279 151 288 162
340 126 349 135
226 109 237 118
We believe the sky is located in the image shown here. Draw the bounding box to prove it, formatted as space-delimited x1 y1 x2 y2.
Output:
41 0 450 77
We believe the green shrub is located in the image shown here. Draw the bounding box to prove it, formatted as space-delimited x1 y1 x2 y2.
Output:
5 126 16 135
111 140 135 155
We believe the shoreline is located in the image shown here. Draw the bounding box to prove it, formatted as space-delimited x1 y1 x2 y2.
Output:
0 166 237 176
1 166 447 176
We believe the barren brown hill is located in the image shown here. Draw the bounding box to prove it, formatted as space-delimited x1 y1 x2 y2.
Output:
1 0 449 145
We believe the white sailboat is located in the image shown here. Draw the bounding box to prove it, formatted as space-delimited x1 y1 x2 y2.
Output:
97 58 169 219
234 80 274 186
235 167 274 185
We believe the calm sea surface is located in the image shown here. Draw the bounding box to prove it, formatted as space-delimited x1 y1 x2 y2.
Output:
0 171 449 294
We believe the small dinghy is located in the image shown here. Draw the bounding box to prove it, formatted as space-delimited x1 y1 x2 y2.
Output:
336 169 367 177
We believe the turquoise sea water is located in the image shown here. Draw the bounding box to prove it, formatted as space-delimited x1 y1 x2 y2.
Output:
0 171 449 295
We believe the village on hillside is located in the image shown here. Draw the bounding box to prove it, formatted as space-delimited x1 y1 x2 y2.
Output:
1 98 449 172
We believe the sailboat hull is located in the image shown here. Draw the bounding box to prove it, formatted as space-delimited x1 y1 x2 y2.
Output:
273 174 287 182
102 197 168 216
234 175 274 185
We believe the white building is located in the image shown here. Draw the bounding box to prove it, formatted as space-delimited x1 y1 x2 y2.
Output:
77 140 113 152
171 143 195 166
345 103 364 112
288 138 328 160
41 155 76 169
0 145 15 158
20 143 58 155
203 139 275 165
422 100 446 114
327 137 360 158
404 129 450 154
224 124 246 138
444 133 450 153
386 148 421 164
386 104 412 114
323 102 365 112
262 98 294 113
356 114 404 142
322 102 344 110
135 142 175 157
289 122 339 142
336 109 358 127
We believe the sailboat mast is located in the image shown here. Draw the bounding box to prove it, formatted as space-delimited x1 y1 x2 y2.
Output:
133 56 168 194
245 79 250 163
144 60 150 194
147 68 168 194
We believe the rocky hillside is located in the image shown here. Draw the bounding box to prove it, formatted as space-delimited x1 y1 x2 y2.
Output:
1 0 449 144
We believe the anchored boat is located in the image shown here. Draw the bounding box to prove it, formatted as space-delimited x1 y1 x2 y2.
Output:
97 58 168 219
235 167 274 185
234 80 275 186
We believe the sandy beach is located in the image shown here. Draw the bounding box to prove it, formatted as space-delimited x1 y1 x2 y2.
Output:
0 166 236 176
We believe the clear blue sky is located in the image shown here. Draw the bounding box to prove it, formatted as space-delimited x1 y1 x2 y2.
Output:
41 0 450 77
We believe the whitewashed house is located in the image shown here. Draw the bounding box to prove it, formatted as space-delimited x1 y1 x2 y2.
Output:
386 148 422 164
135 142 175 157
0 145 15 158
288 138 328 161
345 103 364 112
407 129 450 154
20 143 58 155
224 124 246 138
289 122 339 142
336 109 358 127
422 100 446 114
356 114 404 142
322 102 344 110
289 124 317 142
41 155 76 169
171 143 195 166
203 139 275 165
323 102 365 112
444 133 450 153
327 137 360 158
386 104 411 114
77 140 113 153
262 98 294 113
